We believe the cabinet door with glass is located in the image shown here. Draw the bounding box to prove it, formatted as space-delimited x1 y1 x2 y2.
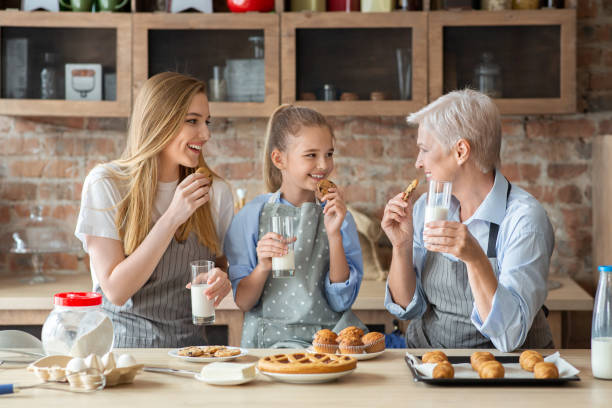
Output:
281 12 428 116
429 9 576 114
133 13 279 118
0 11 131 117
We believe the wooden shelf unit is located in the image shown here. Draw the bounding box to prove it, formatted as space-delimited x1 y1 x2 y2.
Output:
133 12 280 118
0 11 131 117
281 11 428 116
428 9 576 115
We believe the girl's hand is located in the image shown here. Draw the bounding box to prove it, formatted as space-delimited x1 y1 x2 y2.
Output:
423 221 484 264
322 188 347 237
165 173 211 227
185 267 231 307
255 232 294 272
381 192 413 248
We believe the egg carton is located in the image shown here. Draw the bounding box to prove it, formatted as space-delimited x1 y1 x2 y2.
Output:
28 352 143 387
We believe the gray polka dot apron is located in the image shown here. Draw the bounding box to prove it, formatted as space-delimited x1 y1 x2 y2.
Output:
96 233 213 348
406 183 553 349
241 192 365 349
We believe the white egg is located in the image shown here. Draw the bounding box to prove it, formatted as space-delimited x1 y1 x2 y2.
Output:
101 352 116 371
84 354 104 372
116 353 137 368
66 357 87 373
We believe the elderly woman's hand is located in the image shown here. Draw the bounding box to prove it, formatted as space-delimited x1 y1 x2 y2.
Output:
381 192 414 248
423 221 486 264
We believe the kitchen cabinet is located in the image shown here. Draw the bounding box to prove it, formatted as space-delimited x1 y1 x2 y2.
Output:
429 9 576 114
0 7 576 117
133 12 280 118
0 11 131 117
281 11 428 116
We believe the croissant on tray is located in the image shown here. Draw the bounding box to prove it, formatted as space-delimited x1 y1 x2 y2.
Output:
422 350 448 364
519 350 544 372
470 351 495 371
478 360 505 379
432 361 454 379
534 362 559 379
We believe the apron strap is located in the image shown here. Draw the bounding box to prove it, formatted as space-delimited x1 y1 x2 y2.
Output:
486 180 512 258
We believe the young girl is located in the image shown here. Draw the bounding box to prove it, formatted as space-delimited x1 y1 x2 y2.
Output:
224 105 365 348
75 72 233 348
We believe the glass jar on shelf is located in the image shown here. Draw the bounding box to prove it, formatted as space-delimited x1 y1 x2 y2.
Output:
40 52 58 100
481 0 510 10
473 52 502 98
512 0 538 9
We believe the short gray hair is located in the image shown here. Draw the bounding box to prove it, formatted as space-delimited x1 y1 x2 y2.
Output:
407 89 501 173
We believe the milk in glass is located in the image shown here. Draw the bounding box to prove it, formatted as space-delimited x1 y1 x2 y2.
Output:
191 284 215 325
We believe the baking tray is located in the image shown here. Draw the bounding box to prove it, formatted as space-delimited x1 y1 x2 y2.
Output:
405 355 580 386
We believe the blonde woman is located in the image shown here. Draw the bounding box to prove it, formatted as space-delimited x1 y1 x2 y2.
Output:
75 72 233 348
383 89 554 352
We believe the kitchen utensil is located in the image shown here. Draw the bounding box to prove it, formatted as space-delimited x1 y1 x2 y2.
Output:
143 366 198 376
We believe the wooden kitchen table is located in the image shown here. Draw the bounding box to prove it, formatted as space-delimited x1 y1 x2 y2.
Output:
0 274 593 347
0 349 610 407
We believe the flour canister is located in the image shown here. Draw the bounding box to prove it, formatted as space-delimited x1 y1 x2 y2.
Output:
41 292 114 357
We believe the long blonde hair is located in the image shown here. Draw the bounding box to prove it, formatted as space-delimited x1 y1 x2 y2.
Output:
107 72 220 255
263 104 334 192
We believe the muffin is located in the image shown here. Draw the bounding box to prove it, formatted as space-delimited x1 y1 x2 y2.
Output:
361 332 385 353
337 326 364 342
338 336 365 355
312 329 339 354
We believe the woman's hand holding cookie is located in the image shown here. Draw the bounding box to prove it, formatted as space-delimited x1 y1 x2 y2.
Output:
322 187 346 237
381 192 414 248
165 172 211 228
255 232 296 272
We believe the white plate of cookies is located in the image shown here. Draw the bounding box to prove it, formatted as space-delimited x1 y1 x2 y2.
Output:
168 346 248 363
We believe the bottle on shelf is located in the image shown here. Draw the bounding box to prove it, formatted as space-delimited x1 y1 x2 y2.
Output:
40 52 58 100
473 52 502 98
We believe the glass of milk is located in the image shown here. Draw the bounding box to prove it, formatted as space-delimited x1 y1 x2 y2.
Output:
190 260 216 325
425 180 452 224
270 215 295 278
592 265 612 379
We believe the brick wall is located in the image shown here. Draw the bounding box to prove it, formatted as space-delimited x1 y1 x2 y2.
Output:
0 0 609 346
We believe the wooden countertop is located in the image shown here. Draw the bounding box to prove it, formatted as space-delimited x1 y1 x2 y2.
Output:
0 273 593 312
0 349 609 407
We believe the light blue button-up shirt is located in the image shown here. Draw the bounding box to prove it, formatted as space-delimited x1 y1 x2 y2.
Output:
385 170 554 352
224 193 363 313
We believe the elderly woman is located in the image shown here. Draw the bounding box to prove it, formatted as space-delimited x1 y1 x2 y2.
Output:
382 89 554 352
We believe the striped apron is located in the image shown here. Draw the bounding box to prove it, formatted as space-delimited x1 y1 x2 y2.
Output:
240 192 365 349
96 233 213 348
406 183 553 349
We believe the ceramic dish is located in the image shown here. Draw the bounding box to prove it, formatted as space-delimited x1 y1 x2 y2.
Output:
168 347 248 363
259 368 355 384
306 346 385 361
194 373 255 386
